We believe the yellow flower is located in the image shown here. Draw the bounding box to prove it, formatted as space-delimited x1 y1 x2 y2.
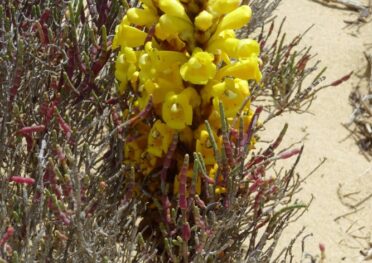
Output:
211 78 250 117
173 168 201 195
155 14 194 47
216 56 262 82
126 7 158 26
180 48 216 85
112 25 148 49
207 38 260 59
162 90 193 130
207 0 241 15
195 10 213 31
215 5 252 33
147 120 174 157
138 44 187 93
158 0 191 22
115 47 138 94
196 130 221 165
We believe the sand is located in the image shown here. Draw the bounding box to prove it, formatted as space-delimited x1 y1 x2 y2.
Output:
262 0 372 262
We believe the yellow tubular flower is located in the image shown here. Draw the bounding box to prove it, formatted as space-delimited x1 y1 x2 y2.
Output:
114 25 148 48
126 7 158 26
155 15 194 46
159 0 191 22
216 56 262 82
180 48 216 85
195 10 213 31
211 78 250 117
148 120 174 157
162 91 193 130
207 0 241 15
216 5 252 32
115 47 138 94
207 38 260 59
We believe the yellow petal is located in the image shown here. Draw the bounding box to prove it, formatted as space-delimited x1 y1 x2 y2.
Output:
216 56 262 82
155 14 193 42
216 5 252 32
159 0 190 22
127 7 158 26
119 25 147 48
180 49 216 85
162 92 193 130
207 0 241 15
147 120 174 157
195 10 213 31
208 38 260 58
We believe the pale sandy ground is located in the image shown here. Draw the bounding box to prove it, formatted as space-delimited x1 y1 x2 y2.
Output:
262 0 372 262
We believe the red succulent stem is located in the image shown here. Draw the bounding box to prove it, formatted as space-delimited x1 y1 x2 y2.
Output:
17 125 46 135
9 176 35 185
0 226 15 246
179 154 189 210
160 133 178 194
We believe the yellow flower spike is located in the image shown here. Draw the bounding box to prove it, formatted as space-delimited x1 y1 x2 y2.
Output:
114 25 148 48
211 78 250 117
216 56 262 82
180 48 216 85
162 91 193 130
127 7 158 26
207 0 241 15
173 168 201 195
195 10 213 31
196 130 221 165
147 120 174 157
158 0 191 22
216 5 252 32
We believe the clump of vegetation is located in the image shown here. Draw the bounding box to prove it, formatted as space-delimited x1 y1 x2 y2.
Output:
0 0 335 262
347 52 372 159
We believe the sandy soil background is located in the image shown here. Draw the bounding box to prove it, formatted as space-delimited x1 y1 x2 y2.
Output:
262 0 372 262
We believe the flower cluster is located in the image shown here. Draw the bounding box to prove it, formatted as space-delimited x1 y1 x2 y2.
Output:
113 0 261 197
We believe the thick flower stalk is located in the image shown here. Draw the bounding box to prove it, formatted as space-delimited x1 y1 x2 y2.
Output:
113 0 261 201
